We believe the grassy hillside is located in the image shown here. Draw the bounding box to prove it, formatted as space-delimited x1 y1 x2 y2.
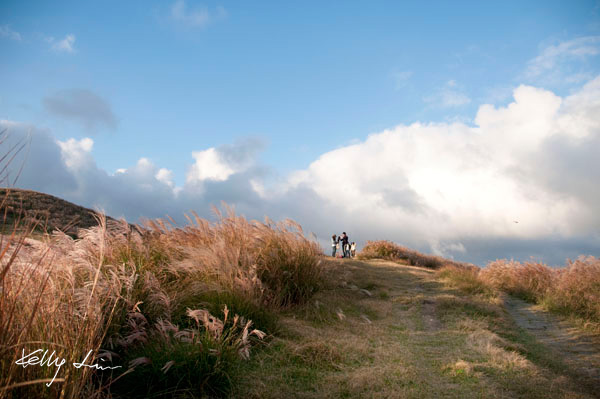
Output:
0 188 116 236
1 192 599 398
0 203 323 398
233 259 599 398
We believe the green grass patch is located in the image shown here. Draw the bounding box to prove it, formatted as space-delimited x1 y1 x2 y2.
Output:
173 290 280 335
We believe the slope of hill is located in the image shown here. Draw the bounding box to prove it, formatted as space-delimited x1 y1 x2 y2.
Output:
1 190 599 398
0 188 116 236
232 258 600 398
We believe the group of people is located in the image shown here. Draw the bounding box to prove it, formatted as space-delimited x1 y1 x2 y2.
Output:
331 232 356 258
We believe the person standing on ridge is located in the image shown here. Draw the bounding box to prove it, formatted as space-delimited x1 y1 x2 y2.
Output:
331 234 338 257
340 232 349 258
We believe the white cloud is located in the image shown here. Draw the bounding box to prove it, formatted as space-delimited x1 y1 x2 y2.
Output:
250 179 266 198
287 77 600 259
527 36 600 77
424 80 471 108
187 148 235 183
524 36 600 85
2 77 599 265
156 168 175 187
186 138 265 185
170 0 226 28
48 34 76 53
57 137 94 169
440 91 471 107
0 25 21 41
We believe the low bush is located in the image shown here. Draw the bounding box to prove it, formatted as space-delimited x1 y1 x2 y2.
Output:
358 240 469 269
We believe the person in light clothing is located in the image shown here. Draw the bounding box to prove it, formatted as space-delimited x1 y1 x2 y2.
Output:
331 234 338 257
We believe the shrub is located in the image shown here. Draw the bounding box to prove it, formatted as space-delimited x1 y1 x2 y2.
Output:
358 240 469 269
358 240 400 260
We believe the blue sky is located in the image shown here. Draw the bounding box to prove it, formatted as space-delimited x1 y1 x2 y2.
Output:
2 1 600 265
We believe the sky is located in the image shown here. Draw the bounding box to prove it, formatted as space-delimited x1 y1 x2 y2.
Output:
1 0 600 266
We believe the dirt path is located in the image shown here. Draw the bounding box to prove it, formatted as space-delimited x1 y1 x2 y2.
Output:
237 260 600 398
504 295 600 389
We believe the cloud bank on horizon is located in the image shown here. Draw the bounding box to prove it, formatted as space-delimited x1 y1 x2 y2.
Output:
3 75 599 266
2 1 599 266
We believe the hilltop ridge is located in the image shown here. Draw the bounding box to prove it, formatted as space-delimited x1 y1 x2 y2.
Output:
0 188 118 236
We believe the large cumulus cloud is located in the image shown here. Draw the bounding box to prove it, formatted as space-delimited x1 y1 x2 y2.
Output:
0 121 266 222
284 78 600 263
0 121 77 192
2 77 599 265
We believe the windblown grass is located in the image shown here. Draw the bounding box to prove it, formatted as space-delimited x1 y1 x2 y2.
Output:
1 216 123 398
439 256 600 326
479 259 554 302
0 204 324 398
544 256 600 322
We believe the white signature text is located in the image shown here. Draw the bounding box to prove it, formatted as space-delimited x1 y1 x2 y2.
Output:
16 348 122 387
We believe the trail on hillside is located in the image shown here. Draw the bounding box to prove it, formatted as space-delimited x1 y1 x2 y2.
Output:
237 259 599 398
504 296 600 388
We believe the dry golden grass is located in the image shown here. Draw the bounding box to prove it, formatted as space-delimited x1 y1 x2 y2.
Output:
546 256 600 322
1 217 125 398
2 183 599 397
480 259 554 302
0 203 323 398
478 257 600 325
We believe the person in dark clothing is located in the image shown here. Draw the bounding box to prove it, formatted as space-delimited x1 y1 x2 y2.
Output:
340 232 349 258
